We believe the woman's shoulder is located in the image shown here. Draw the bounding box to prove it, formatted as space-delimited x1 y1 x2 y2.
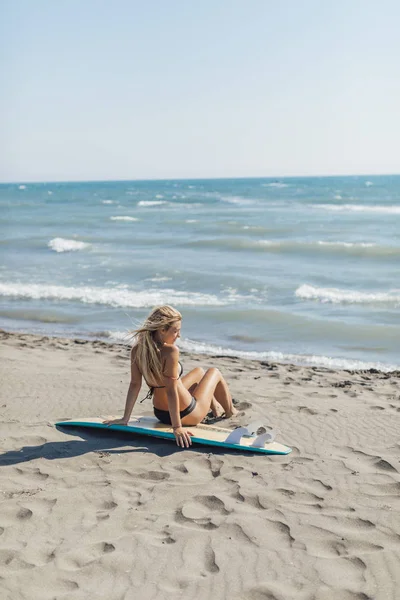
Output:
161 344 179 360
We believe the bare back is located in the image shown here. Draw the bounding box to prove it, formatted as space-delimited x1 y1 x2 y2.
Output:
132 344 192 411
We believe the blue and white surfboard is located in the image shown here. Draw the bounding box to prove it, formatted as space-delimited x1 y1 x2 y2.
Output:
56 416 292 455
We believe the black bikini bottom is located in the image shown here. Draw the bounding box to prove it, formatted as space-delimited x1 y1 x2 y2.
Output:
153 396 197 425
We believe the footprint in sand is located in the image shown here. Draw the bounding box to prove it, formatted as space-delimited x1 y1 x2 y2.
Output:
234 400 252 411
138 470 170 481
57 541 115 571
204 543 219 573
298 406 318 415
175 494 231 531
17 507 33 520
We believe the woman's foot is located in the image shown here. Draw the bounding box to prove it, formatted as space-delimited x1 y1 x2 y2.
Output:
224 406 238 418
211 398 225 418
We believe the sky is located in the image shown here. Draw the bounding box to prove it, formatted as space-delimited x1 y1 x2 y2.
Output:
1 0 400 182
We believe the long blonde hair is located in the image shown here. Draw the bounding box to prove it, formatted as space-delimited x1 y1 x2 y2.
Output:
132 305 182 386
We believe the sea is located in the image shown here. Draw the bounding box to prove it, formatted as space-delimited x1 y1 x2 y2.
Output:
1 175 399 371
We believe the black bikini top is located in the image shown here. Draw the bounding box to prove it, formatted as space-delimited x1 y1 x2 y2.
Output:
140 361 183 403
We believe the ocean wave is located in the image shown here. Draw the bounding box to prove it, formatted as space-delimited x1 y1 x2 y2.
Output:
0 309 79 324
219 194 254 205
316 241 375 248
199 191 255 206
183 237 399 257
261 182 289 188
0 282 239 308
48 238 90 253
137 200 167 207
102 200 114 204
168 202 204 209
313 203 400 214
110 216 139 221
296 284 400 306
145 276 172 282
174 338 398 372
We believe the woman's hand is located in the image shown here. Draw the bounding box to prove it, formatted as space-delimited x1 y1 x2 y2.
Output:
173 426 193 448
102 417 129 427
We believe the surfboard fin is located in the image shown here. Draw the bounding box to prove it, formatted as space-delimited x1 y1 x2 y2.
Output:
224 422 275 446
251 430 276 447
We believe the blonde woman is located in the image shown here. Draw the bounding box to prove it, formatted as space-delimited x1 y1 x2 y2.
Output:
104 305 237 448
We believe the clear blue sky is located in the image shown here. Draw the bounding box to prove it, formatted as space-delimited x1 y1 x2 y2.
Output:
1 0 400 182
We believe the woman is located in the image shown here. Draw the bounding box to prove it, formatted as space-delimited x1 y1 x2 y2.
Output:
104 305 237 448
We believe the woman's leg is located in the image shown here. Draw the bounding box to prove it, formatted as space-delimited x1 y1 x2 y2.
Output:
180 367 205 395
181 367 223 417
181 368 237 425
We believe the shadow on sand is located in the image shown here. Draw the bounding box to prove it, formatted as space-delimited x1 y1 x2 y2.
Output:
0 424 255 467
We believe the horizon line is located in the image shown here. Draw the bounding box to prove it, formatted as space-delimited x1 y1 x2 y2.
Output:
1 172 399 185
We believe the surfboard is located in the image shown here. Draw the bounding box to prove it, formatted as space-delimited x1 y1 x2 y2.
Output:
56 416 292 455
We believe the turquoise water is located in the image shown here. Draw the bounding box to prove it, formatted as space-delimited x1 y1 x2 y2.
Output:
1 175 399 370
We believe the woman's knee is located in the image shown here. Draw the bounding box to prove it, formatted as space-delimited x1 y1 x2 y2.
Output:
206 367 221 377
189 366 205 378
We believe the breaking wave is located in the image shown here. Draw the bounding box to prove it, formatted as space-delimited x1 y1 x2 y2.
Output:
296 284 400 306
48 238 90 253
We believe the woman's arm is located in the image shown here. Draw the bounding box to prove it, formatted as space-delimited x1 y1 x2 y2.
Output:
104 347 142 425
163 346 181 429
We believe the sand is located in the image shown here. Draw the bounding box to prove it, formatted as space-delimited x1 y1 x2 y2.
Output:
0 329 399 600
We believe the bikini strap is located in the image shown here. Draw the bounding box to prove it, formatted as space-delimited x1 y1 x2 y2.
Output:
140 388 154 403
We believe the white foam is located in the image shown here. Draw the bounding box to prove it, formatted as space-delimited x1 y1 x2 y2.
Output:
155 194 164 199
47 191 53 196
334 194 342 200
257 240 375 248
317 241 375 248
110 216 139 221
48 238 90 253
0 282 232 308
102 200 114 204
365 181 373 186
257 240 275 246
170 203 203 209
18 185 26 190
219 195 253 205
185 219 198 223
313 204 400 214
261 182 289 188
296 284 400 305
150 277 171 283
138 200 167 207
177 338 398 372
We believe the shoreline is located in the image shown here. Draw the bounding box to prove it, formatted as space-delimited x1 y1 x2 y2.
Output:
1 329 399 598
1 327 399 375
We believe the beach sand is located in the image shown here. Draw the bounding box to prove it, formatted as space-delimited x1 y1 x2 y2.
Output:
0 330 399 600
